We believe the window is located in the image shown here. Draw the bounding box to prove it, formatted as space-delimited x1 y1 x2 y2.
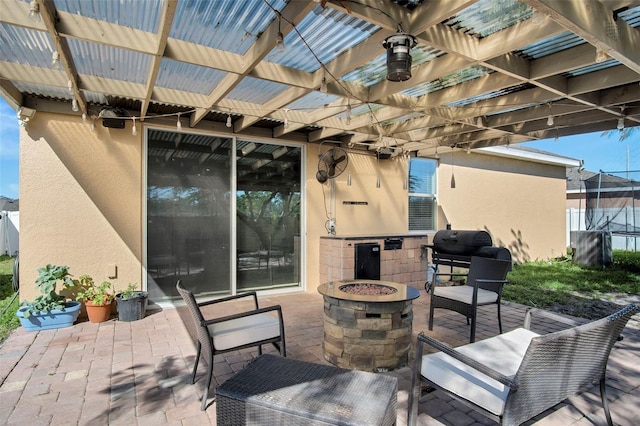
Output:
408 158 437 231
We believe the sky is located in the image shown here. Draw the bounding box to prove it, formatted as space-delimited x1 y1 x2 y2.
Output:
0 97 638 200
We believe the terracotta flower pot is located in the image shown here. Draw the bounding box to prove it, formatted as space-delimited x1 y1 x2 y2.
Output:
85 300 112 323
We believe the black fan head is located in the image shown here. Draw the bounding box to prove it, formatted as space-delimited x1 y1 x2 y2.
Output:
317 148 348 183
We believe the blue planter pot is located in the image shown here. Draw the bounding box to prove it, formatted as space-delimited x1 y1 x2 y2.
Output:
16 301 82 331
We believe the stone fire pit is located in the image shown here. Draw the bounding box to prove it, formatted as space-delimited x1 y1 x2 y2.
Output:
317 280 420 372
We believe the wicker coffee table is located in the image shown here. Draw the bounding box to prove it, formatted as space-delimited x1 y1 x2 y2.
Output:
215 354 398 425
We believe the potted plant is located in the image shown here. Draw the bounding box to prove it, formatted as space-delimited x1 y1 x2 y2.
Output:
16 264 82 331
115 283 148 322
76 275 114 323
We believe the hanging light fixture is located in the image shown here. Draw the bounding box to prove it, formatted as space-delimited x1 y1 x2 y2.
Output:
450 146 456 189
595 48 609 63
283 109 289 128
382 27 417 82
320 75 328 93
131 117 137 136
275 14 285 53
29 1 41 22
226 113 232 128
617 106 626 130
176 113 182 130
51 51 60 68
71 98 79 112
547 103 554 126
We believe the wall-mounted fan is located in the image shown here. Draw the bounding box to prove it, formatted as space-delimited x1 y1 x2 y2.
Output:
316 147 349 183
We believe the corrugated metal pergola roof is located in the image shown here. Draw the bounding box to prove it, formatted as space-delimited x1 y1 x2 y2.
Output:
1 0 639 156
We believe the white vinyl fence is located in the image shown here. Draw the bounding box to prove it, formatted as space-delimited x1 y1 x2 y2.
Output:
566 207 639 251
0 210 19 256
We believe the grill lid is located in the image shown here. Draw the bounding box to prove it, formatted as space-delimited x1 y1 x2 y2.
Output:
432 230 493 255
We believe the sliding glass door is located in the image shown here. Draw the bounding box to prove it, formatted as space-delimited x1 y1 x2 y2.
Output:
236 140 301 291
146 129 302 301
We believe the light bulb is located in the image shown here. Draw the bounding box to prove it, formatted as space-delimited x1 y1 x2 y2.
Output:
51 51 59 68
595 49 609 63
226 114 232 128
131 118 137 136
67 80 73 94
29 1 41 22
82 113 87 123
466 146 471 154
283 109 289 128
320 76 327 93
547 114 554 126
276 32 285 53
176 113 182 130
617 117 624 130
71 98 79 112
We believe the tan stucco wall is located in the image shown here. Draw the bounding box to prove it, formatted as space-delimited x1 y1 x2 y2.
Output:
19 112 142 301
18 111 568 301
305 145 411 292
437 151 568 262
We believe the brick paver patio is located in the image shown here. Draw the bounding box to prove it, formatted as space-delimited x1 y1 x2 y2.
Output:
1 290 638 425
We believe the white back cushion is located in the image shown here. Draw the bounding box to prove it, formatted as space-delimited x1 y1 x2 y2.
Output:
421 328 538 415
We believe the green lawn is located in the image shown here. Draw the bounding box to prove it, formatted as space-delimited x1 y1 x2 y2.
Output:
0 251 639 344
503 250 640 313
0 255 20 343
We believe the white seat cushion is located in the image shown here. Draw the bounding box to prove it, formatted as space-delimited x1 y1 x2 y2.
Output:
421 328 539 416
433 285 498 305
208 313 281 351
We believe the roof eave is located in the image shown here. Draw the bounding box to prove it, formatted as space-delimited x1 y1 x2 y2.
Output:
474 145 582 168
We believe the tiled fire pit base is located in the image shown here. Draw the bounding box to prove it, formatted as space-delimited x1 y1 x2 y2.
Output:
318 280 420 372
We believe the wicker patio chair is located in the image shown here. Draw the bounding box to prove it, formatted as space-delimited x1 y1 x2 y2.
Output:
176 280 286 410
428 256 511 342
409 303 639 426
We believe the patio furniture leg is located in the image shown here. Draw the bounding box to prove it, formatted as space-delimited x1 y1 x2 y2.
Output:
428 304 434 331
497 304 503 334
408 335 425 426
600 378 613 426
201 351 214 411
191 342 201 384
470 314 477 343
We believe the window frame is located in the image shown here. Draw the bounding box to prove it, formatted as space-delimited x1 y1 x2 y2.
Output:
407 157 437 233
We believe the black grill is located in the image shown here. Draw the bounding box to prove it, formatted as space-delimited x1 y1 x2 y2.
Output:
423 230 512 288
